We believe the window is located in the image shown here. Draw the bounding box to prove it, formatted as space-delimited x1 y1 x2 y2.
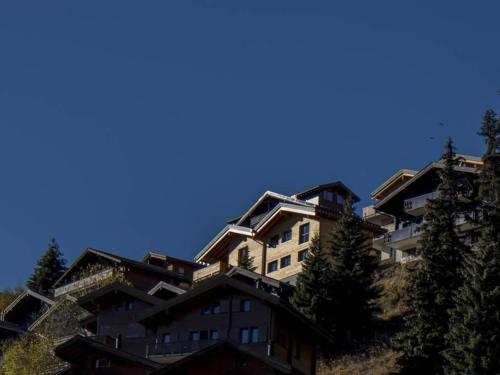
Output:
282 229 292 243
178 266 185 275
211 302 221 314
324 190 334 201
336 194 345 205
240 299 251 312
280 255 291 268
162 333 171 344
251 327 259 343
210 330 219 340
269 235 279 248
240 328 250 344
92 358 110 369
125 301 134 311
238 247 249 265
298 249 309 262
201 305 211 315
189 331 200 341
200 330 209 340
299 223 310 244
267 260 278 273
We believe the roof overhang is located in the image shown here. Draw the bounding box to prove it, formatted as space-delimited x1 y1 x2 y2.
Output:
1 289 54 322
148 281 186 297
370 169 417 199
194 225 253 263
254 203 316 235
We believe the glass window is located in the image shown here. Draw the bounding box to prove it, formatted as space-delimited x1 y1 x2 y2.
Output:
211 302 221 314
238 247 249 264
189 331 200 341
162 333 171 344
240 299 251 312
251 327 259 343
299 223 310 244
269 235 279 248
336 194 345 205
240 328 250 344
178 266 185 275
324 191 334 201
282 229 292 243
125 301 134 311
267 260 278 273
298 249 309 262
210 330 219 340
280 255 291 268
201 305 210 315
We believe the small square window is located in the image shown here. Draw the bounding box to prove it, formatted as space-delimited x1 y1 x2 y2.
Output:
125 301 134 311
336 194 345 205
162 333 171 344
189 331 200 341
201 305 211 315
282 229 292 243
210 330 219 340
299 223 310 244
324 191 334 201
269 235 279 248
280 255 291 268
240 328 249 344
267 260 278 273
240 299 251 312
211 303 221 314
298 249 309 262
178 266 185 275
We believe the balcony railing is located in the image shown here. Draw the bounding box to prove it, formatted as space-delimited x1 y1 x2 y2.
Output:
193 261 229 283
404 191 438 212
384 223 424 244
54 268 114 297
147 339 218 357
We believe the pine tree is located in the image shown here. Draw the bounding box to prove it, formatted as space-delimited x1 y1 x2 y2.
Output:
238 248 255 271
444 110 500 375
27 238 67 296
325 196 378 348
291 235 332 330
398 138 469 374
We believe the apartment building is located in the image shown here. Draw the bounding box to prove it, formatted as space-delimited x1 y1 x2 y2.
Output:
363 155 483 263
194 182 384 285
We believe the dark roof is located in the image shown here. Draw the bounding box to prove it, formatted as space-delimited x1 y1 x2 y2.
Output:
77 282 165 312
54 335 162 370
53 248 190 288
148 281 187 297
138 275 333 345
142 252 204 269
1 289 54 322
151 340 301 375
294 181 360 202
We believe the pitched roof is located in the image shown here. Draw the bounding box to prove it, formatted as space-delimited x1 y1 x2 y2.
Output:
151 340 301 375
148 281 187 297
370 169 418 199
194 224 253 262
77 282 165 312
294 181 360 202
54 335 162 370
253 203 316 234
53 248 190 288
1 289 54 321
142 252 204 268
138 275 333 345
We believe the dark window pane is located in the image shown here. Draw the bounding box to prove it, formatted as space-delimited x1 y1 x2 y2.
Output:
240 299 251 312
282 229 292 242
211 303 221 314
251 327 259 343
298 249 309 262
240 328 249 344
210 330 219 340
190 331 200 341
267 261 278 273
299 223 310 244
162 333 171 344
280 255 291 268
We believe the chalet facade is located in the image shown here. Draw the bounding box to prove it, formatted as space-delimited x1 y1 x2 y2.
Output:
194 182 384 285
363 155 482 263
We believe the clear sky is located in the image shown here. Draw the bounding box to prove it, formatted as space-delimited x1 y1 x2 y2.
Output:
0 1 498 288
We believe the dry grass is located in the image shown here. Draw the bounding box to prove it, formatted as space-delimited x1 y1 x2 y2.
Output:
319 347 401 375
375 262 411 321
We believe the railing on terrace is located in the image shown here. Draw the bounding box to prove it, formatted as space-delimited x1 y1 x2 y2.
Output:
403 191 438 211
146 339 268 357
193 261 229 283
384 223 424 244
54 268 114 297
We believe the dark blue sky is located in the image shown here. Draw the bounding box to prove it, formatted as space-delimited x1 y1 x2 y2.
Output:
0 1 498 288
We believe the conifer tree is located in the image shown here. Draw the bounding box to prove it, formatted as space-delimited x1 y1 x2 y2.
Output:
27 238 67 295
398 138 469 374
325 196 378 347
238 248 255 271
444 110 500 375
291 235 332 329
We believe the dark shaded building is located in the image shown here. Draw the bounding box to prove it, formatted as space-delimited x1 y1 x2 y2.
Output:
1 289 54 331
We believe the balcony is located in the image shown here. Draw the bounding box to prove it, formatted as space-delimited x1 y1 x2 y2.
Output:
193 261 229 283
147 339 218 358
362 205 394 227
383 223 424 250
404 191 438 216
54 268 114 297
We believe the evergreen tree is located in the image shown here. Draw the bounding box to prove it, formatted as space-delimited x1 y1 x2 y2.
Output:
291 235 332 330
238 248 255 271
27 238 67 296
398 138 469 374
325 196 378 347
444 110 500 375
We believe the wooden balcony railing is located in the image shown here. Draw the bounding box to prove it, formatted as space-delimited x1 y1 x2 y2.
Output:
192 261 229 283
54 268 114 297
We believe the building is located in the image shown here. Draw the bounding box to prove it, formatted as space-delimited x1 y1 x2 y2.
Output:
1 289 54 331
364 155 482 263
194 182 384 285
138 274 333 375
